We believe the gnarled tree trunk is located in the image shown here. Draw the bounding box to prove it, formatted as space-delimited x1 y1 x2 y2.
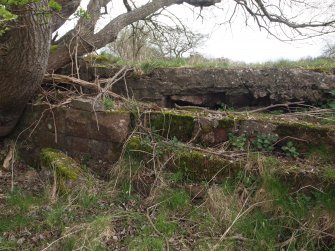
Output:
0 0 52 137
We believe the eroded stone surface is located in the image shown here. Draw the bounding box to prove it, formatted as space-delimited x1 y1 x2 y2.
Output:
80 67 335 107
17 103 130 163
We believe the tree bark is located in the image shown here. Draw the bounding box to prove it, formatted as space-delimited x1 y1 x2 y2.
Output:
0 0 52 137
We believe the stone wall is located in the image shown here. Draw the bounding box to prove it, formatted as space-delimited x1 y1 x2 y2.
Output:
67 65 335 107
16 102 335 166
16 103 130 164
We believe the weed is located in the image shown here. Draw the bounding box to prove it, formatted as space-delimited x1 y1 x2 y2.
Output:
128 236 165 250
321 166 335 182
228 133 247 151
7 188 43 212
235 209 281 251
218 103 235 112
282 141 299 158
75 8 91 20
253 133 278 152
103 97 114 110
0 214 31 233
269 109 284 115
82 154 93 163
46 204 67 228
158 189 191 211
155 212 178 237
315 188 335 213
167 171 185 183
233 170 260 189
327 89 335 110
63 237 76 251
307 144 333 163
79 190 99 209
262 155 280 169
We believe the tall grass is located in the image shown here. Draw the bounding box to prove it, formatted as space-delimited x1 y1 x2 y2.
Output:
89 51 335 72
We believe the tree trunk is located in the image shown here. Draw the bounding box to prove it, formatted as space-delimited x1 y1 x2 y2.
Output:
47 0 183 72
0 1 52 137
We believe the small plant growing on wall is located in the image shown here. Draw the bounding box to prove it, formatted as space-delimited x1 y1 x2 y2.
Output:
253 133 278 152
228 133 247 151
281 141 299 158
103 98 114 110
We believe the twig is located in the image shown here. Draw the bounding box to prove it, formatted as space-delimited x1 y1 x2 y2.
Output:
237 101 305 114
43 74 127 101
41 227 84 251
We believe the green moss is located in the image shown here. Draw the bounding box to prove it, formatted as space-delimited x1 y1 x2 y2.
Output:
275 121 335 158
40 148 80 180
149 112 195 141
126 135 242 182
217 116 237 129
275 121 331 139
174 149 242 181
126 136 142 150
50 44 58 53
40 148 82 194
126 136 154 155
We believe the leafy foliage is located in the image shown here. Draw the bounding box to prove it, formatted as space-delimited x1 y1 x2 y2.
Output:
281 141 299 158
75 7 91 20
228 133 247 151
48 0 61 11
253 133 278 152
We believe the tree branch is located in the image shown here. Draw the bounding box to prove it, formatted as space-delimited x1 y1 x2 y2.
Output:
52 0 81 33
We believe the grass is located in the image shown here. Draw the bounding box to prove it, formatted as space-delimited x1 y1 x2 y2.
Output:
87 52 335 73
1 127 335 250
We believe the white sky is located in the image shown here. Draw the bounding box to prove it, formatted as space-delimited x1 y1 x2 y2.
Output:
165 3 328 63
58 0 332 63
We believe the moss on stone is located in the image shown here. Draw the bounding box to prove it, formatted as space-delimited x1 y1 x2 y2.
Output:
217 116 238 129
126 135 154 152
174 149 242 182
275 121 326 136
127 136 142 151
149 112 195 141
40 148 80 181
274 121 335 158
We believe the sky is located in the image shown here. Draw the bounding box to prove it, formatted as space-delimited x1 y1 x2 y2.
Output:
164 2 329 63
195 24 324 63
59 0 332 63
